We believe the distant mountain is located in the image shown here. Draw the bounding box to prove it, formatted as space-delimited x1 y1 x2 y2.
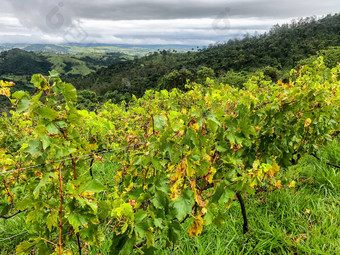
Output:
23 44 69 54
0 43 196 56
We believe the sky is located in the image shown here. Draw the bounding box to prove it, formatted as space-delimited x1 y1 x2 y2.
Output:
0 0 339 46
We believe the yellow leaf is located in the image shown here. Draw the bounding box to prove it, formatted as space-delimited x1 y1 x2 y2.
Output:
288 180 296 188
126 182 134 192
185 160 195 177
269 162 280 177
249 179 257 188
207 166 216 183
304 118 311 127
305 209 311 214
191 122 199 131
188 216 204 237
0 87 11 97
170 182 181 200
274 180 282 189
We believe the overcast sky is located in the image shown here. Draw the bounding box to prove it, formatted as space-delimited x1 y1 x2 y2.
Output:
0 0 339 45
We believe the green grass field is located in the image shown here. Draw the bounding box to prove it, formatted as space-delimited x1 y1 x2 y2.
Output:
1 140 339 254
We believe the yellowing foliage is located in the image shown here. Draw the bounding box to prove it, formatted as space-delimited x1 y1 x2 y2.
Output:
188 215 204 237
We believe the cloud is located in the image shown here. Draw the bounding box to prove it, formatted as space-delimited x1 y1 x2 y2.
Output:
0 0 339 45
3 0 75 33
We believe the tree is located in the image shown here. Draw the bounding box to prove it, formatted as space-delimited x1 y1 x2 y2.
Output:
197 66 215 83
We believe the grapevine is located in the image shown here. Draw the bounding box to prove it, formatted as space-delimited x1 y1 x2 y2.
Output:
0 58 339 254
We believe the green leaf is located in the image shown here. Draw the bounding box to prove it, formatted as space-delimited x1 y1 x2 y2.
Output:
167 220 182 243
154 115 167 131
216 141 228 153
46 212 58 232
135 210 148 223
33 173 50 198
135 211 149 238
36 107 59 121
212 182 235 205
17 98 31 112
0 203 10 216
39 133 52 150
109 232 136 255
23 139 42 157
49 70 59 78
142 246 159 255
93 229 105 246
152 191 168 210
207 113 220 132
79 179 106 193
68 213 87 232
64 83 77 103
172 189 194 221
135 223 149 239
46 122 59 134
12 91 27 100
15 239 39 254
204 203 225 226
67 106 81 124
151 158 163 170
31 74 45 88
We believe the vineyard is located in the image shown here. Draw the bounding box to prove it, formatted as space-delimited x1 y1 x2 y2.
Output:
0 58 339 254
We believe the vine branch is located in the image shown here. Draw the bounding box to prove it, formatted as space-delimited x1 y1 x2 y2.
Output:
0 209 27 219
236 192 249 234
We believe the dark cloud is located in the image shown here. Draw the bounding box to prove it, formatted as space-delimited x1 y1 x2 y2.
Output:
0 0 339 45
3 0 75 33
31 0 340 20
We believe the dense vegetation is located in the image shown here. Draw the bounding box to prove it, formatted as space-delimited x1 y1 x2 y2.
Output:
71 14 340 103
0 57 339 254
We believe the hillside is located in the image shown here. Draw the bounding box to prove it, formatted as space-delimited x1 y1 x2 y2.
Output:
72 14 340 102
0 49 131 112
0 48 130 78
0 48 52 76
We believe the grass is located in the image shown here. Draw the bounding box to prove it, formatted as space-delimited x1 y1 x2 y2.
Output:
1 140 339 254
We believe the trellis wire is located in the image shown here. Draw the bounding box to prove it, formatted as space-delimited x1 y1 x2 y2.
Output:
0 142 146 176
0 231 28 243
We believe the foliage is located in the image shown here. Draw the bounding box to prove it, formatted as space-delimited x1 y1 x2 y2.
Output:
298 46 340 69
197 67 215 84
0 58 339 254
221 70 250 88
161 68 193 90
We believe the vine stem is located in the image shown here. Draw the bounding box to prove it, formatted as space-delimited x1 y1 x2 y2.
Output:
76 232 82 255
54 121 78 179
71 157 78 180
236 192 249 234
58 163 64 255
